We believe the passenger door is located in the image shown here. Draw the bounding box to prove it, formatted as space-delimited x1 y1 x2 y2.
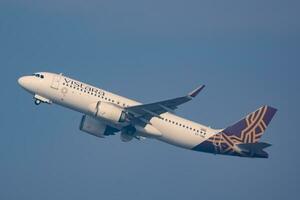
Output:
50 73 62 90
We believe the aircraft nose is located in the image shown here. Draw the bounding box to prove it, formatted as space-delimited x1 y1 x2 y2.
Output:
18 76 29 88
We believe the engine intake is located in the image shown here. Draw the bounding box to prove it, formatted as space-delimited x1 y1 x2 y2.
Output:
80 115 111 137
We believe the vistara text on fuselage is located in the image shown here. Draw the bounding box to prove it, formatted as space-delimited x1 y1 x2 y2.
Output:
18 72 277 158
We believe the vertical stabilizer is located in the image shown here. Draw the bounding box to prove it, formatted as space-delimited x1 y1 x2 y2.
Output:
222 105 277 143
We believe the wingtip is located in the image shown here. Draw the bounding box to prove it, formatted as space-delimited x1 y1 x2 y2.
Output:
189 85 205 98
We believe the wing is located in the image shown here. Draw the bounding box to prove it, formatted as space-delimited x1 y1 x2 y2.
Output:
125 85 205 124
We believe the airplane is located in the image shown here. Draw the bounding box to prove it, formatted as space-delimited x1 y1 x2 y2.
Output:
18 72 277 158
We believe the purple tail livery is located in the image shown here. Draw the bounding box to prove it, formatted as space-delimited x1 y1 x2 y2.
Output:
193 106 277 158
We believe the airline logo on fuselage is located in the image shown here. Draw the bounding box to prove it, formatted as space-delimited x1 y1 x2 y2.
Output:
64 78 105 96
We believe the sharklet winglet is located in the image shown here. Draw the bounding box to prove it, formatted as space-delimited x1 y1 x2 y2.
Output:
188 85 205 98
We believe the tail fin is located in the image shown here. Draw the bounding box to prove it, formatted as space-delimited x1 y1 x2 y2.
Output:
222 105 277 143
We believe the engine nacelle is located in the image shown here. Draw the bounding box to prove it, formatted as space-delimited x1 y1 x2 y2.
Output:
120 126 137 142
89 101 126 123
79 115 118 138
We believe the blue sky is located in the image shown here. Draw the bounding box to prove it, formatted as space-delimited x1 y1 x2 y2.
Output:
1 0 299 199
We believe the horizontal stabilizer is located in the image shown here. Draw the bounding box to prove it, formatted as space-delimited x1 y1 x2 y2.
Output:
237 142 271 158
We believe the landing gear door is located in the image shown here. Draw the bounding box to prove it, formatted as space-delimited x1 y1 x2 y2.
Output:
51 73 62 90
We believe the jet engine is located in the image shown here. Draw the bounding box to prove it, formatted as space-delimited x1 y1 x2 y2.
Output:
79 115 119 138
89 101 127 123
120 126 137 142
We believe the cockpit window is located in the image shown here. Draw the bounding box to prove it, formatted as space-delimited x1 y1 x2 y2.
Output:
32 73 45 79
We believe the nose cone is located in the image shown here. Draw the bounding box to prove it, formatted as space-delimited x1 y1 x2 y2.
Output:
18 75 39 94
18 76 27 88
18 76 33 92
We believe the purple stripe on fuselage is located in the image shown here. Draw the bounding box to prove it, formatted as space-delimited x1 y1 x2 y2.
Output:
192 140 215 154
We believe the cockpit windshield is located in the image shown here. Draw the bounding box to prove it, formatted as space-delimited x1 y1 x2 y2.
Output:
32 73 44 79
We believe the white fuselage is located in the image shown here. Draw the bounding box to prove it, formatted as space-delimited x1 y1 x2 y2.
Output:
18 72 220 150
